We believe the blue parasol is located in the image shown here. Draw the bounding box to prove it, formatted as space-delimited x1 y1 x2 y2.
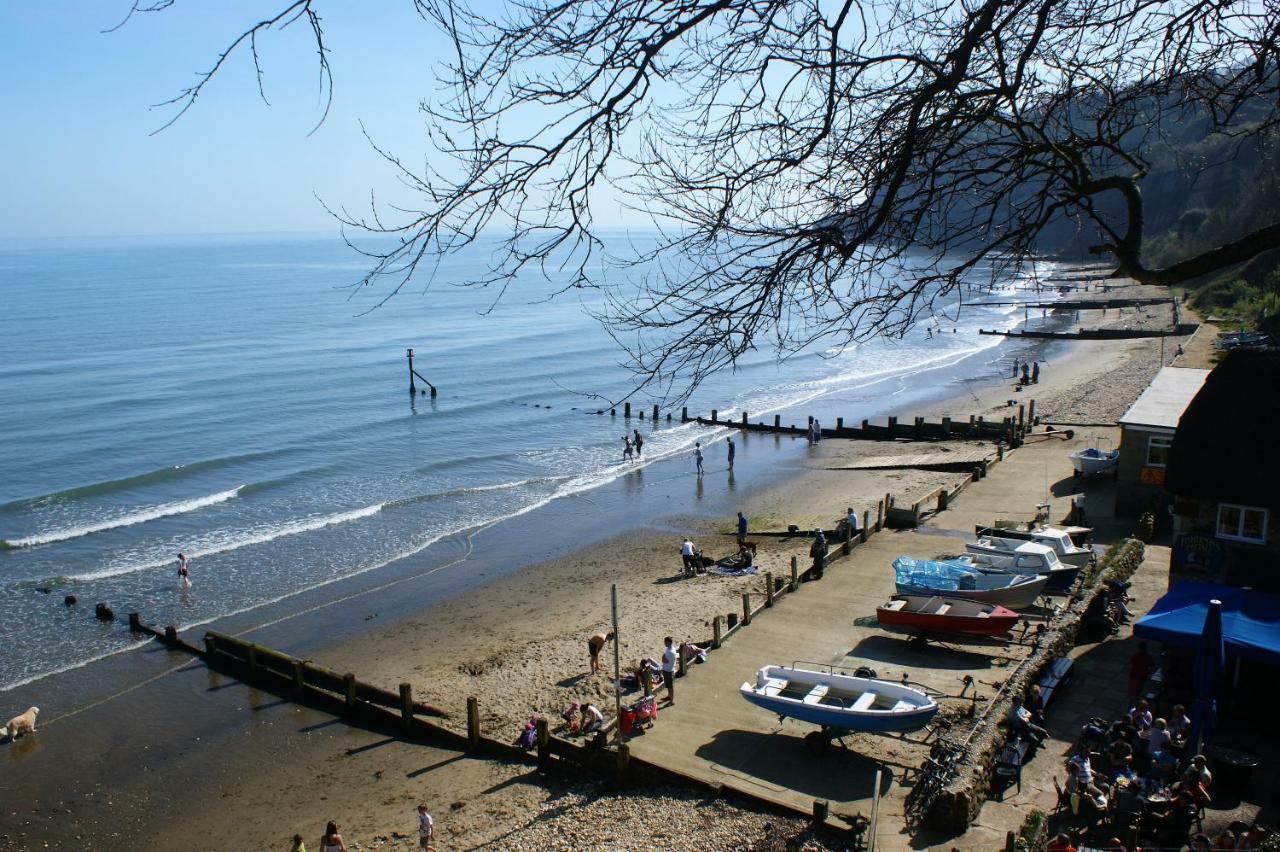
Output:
1187 598 1225 754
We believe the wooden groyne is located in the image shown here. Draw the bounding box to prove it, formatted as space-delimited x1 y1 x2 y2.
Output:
978 323 1197 340
967 297 1173 310
679 405 1036 445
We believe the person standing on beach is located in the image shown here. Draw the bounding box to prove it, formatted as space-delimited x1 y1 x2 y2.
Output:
737 511 748 544
726 437 735 470
694 442 704 476
177 552 190 588
633 429 644 457
290 834 307 852
320 822 347 852
661 637 677 705
1012 358 1020 378
417 804 436 851
587 631 614 675
813 419 822 442
810 530 828 579
1032 361 1040 384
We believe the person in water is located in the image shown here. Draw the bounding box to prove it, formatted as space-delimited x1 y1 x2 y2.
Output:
622 435 633 462
633 429 644 457
177 552 190 588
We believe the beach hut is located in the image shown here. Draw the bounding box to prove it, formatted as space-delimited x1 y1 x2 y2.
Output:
1164 350 1280 592
1114 366 1208 516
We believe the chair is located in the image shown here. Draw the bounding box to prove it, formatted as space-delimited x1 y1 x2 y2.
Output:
1052 776 1072 818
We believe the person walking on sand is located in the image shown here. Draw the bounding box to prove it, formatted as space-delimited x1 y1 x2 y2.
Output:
737 511 748 544
680 538 698 575
813 419 822 442
587 631 614 675
417 804 436 851
806 417 815 445
633 429 644 457
1032 361 1040 384
320 822 347 852
622 435 633 462
661 637 677 705
726 436 735 470
176 552 191 589
694 442 704 476
290 834 307 852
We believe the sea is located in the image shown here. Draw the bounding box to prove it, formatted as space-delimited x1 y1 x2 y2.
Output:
0 232 1058 694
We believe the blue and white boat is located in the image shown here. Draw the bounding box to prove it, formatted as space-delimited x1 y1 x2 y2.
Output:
956 540 1081 591
740 665 938 732
894 556 1048 609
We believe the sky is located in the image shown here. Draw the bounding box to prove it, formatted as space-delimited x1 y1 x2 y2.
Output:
0 2 543 239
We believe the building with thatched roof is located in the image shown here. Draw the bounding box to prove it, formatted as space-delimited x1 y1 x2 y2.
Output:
1115 366 1209 515
1165 349 1280 592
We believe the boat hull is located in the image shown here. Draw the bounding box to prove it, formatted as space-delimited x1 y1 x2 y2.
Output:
958 548 1082 590
895 573 1048 609
877 595 1019 636
739 666 938 733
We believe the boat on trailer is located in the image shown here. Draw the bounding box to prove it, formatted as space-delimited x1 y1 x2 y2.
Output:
974 524 1094 559
740 664 938 733
877 594 1020 636
1069 439 1119 477
893 556 1049 609
958 539 1082 590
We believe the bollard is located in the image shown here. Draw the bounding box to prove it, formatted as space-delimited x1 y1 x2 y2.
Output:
400 682 414 731
536 716 550 768
248 644 258 676
862 511 870 542
292 660 305 691
467 696 481 749
624 402 631 418
712 616 723 648
344 673 357 713
742 594 752 625
164 624 178 646
790 556 799 591
765 572 774 606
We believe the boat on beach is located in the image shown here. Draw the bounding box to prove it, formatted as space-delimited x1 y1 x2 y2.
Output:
1069 442 1119 477
974 525 1095 562
893 556 1049 609
740 665 938 732
876 594 1020 636
958 539 1082 590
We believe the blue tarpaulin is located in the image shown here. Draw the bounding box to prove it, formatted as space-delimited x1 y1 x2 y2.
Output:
1133 581 1280 666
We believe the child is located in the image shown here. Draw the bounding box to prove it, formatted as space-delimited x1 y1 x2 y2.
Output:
417 804 436 851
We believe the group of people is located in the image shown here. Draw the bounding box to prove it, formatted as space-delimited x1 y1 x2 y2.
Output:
690 437 735 476
806 417 822 444
300 808 434 852
621 428 644 461
1013 358 1041 385
586 633 680 708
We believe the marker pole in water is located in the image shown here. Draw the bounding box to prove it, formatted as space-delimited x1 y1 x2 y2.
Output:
611 583 623 744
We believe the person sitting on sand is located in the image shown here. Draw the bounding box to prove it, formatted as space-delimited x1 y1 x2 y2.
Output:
580 702 604 733
561 700 581 733
681 642 709 665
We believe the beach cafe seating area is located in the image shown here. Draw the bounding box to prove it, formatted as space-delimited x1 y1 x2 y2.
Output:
1035 583 1280 850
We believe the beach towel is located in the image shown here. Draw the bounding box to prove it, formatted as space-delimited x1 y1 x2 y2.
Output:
709 563 757 576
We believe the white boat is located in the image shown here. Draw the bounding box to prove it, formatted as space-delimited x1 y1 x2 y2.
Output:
893 557 1050 608
959 540 1081 591
739 665 938 732
975 525 1094 566
1070 440 1118 477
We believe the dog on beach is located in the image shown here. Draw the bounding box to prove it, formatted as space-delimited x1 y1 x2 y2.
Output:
2 706 39 741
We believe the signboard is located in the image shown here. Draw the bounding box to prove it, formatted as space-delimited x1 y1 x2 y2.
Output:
1139 466 1166 486
1172 533 1227 579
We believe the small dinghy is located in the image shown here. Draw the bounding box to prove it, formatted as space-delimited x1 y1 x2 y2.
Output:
740 665 938 732
877 595 1020 636
1070 442 1118 477
893 556 1048 609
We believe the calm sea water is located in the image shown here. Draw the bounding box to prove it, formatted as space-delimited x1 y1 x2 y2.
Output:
0 233 1054 690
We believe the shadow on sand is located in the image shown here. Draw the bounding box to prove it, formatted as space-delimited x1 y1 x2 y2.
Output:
694 728 897 801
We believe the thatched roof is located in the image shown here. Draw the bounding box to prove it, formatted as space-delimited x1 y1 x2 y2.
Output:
1165 348 1280 508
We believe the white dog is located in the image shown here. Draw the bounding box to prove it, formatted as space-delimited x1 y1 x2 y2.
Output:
3 706 39 740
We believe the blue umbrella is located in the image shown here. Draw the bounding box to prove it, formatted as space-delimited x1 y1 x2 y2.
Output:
1187 598 1225 754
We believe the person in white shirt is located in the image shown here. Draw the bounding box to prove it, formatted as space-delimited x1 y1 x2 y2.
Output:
581 703 604 733
1147 717 1173 754
661 637 677 705
416 804 435 851
680 539 697 575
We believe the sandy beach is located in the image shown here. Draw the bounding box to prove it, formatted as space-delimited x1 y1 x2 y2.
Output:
2 277 1198 851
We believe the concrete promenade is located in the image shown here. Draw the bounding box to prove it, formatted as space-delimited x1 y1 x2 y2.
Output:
627 426 1127 849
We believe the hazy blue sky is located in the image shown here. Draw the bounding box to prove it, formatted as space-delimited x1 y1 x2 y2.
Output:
0 3 525 238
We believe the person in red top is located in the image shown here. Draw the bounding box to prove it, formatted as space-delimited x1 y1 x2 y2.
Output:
1047 832 1077 852
1127 641 1155 700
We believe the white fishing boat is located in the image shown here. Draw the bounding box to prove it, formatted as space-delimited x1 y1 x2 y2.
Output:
1070 439 1118 477
974 525 1094 566
740 665 938 732
959 539 1081 591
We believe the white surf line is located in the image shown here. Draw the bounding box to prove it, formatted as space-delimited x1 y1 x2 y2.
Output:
2 486 243 549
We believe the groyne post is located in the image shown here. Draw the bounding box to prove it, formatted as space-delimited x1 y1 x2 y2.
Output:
128 612 142 633
843 522 853 555
164 624 178 646
624 402 631 418
344 673 357 712
1028 399 1036 425
862 511 870 542
914 416 924 439
652 404 659 420
876 500 884 532
1018 404 1026 435
836 417 844 431
712 616 724 648
774 414 781 428
291 660 305 691
399 682 414 731
711 409 718 422
765 572 774 607
407 348 416 396
742 594 752 626
942 416 952 435
204 634 217 657
938 489 949 512
467 696 481 749
247 644 258 676
681 407 688 422
741 411 748 426
790 556 799 590
536 717 550 769
678 647 687 677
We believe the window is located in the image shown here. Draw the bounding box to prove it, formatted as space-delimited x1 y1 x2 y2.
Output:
1216 503 1269 544
1146 435 1173 468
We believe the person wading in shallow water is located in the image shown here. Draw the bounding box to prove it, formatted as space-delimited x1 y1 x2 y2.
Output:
726 436 735 470
633 429 644 457
694 442 704 476
177 552 190 589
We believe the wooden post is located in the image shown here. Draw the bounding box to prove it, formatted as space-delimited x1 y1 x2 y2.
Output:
765 572 774 606
969 414 977 431
164 624 178 646
652 404 659 420
1018 403 1026 434
610 408 616 416
247 644 258 676
942 416 952 435
813 800 829 823
742 594 752 626
887 415 898 434
615 742 631 784
862 511 870 542
128 612 141 632
914 416 925 439
466 696 481 749
204 634 216 657
773 414 781 428
624 402 631 418
1028 398 1036 424
843 522 852 555
711 409 718 422
292 660 305 691
861 418 869 432
938 489 949 512
399 682 414 731
836 416 844 431
884 492 892 522
681 406 688 422
536 716 550 768
1005 831 1017 852
712 616 723 648
876 500 884 531
790 556 799 590
678 644 687 677
344 673 357 712
407 348 416 396
741 411 748 426
997 444 1005 461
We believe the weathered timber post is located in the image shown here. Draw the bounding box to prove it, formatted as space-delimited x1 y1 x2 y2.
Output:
344 673 357 713
712 616 724 648
741 411 748 426
938 489 949 512
813 800 830 823
1018 404 1026 435
615 742 631 784
836 416 844 431
247 644 258 676
624 402 631 418
843 522 853 555
610 408 616 416
765 572 774 606
876 500 884 531
790 556 799 590
914 416 925 439
942 416 952 435
291 660 305 691
969 414 977 432
711 409 718 422
164 624 178 646
1028 398 1036 425
204 634 217 657
774 414 781 428
128 612 141 632
997 444 1005 461
887 415 898 434
652 404 659 420
399 683 414 731
536 716 550 769
407 348 416 396
466 696 481 749
681 406 688 422
742 594 752 625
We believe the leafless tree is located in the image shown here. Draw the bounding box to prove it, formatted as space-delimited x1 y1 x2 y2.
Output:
137 0 1280 396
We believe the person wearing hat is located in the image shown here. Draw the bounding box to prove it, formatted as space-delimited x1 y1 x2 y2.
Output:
809 529 828 579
